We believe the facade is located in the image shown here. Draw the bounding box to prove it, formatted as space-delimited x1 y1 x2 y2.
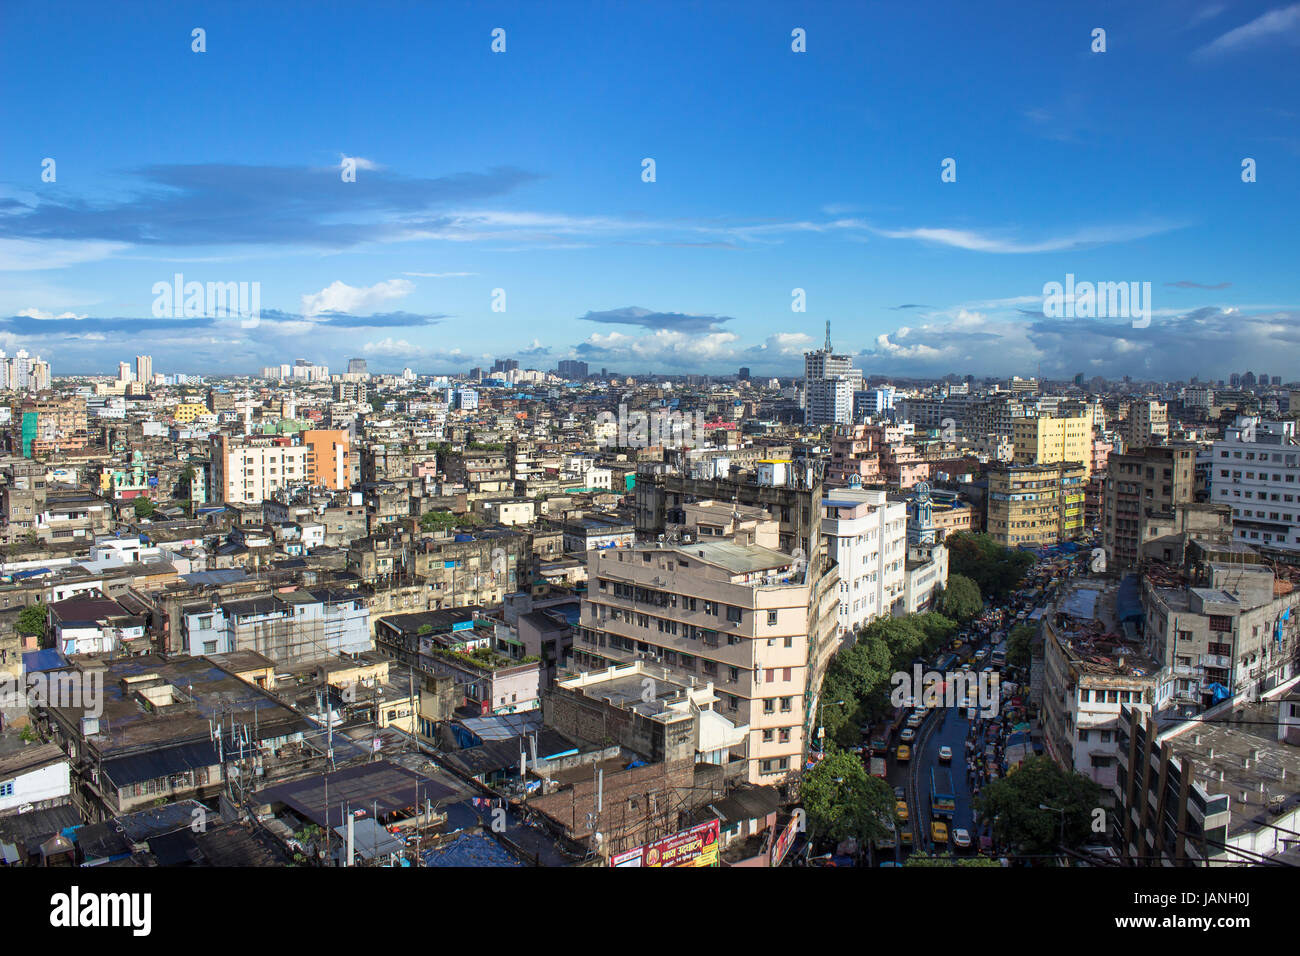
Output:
1012 409 1095 478
1114 693 1300 865
301 429 351 490
1102 443 1197 571
1143 559 1300 713
1040 604 1158 790
1125 401 1169 449
574 538 831 784
1211 417 1300 552
210 435 311 504
821 487 907 633
181 589 371 662
986 461 1087 547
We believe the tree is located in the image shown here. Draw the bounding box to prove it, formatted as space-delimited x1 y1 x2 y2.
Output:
800 750 894 846
17 603 46 638
904 852 1000 867
941 574 984 622
974 756 1105 858
945 532 1034 602
134 497 155 519
1006 624 1036 672
914 612 959 657
419 510 460 532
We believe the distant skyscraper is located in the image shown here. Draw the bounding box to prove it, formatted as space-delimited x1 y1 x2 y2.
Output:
738 367 751 381
1273 376 1283 386
135 354 153 386
1242 371 1256 387
492 358 519 374
1230 373 1241 387
347 358 368 376
803 321 862 426
557 359 588 380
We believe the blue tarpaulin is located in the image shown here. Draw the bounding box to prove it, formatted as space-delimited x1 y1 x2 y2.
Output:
1116 574 1144 622
1209 682 1231 703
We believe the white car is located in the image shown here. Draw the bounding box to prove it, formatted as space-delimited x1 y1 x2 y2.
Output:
900 727 916 742
952 828 972 849
938 746 952 762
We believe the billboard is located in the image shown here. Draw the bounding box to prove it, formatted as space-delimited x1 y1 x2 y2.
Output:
769 815 799 868
614 819 720 868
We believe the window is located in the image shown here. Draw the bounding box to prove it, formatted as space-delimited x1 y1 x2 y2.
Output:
726 605 742 623
763 699 775 714
767 610 778 626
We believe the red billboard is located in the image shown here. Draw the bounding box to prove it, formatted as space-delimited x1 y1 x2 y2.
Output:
614 819 720 868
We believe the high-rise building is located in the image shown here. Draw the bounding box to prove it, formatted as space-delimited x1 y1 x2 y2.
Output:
987 461 1087 547
574 519 826 783
347 358 368 376
1102 443 1197 570
210 435 311 503
300 429 351 490
803 322 861 426
821 487 908 632
1211 417 1300 552
1125 401 1169 450
1012 409 1096 478
557 359 588 380
135 354 153 387
492 358 519 374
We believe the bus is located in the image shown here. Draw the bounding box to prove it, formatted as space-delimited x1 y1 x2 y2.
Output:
930 767 956 819
869 723 890 755
991 643 1007 668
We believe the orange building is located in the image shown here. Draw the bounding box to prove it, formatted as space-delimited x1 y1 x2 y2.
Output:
301 429 351 490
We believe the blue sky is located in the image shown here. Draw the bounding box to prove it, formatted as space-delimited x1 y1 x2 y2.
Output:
1 0 1298 379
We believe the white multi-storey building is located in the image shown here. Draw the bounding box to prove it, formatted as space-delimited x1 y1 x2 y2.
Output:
803 322 862 426
821 487 908 634
1211 416 1300 551
210 435 311 504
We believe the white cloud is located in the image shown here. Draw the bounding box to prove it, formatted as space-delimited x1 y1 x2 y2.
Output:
362 337 424 356
1195 3 1300 56
301 278 414 316
16 308 87 319
0 239 128 271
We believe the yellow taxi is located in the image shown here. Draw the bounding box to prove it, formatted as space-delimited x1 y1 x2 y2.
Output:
931 821 949 845
895 800 909 822
896 744 911 762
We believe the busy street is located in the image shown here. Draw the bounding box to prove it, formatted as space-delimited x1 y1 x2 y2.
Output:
858 545 1093 866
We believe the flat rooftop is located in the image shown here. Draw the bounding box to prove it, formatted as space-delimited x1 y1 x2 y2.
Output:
1167 702 1300 836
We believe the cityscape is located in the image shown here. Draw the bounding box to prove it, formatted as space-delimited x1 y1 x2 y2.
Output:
1 0 1296 931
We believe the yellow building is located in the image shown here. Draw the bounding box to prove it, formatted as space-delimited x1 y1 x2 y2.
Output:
1012 409 1095 478
987 461 1087 547
173 402 208 424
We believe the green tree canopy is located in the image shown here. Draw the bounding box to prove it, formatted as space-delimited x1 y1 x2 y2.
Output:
17 603 46 637
945 532 1034 602
1006 624 1036 671
940 574 984 622
974 756 1106 858
800 750 895 846
133 497 155 518
904 852 1000 867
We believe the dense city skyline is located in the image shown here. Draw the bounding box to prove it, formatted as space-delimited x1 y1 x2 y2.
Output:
2 2 1298 377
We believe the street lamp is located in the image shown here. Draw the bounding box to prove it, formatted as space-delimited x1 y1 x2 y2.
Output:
1038 803 1066 858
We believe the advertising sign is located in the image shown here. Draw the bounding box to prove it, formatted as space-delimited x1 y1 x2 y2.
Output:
640 819 720 868
769 815 799 868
